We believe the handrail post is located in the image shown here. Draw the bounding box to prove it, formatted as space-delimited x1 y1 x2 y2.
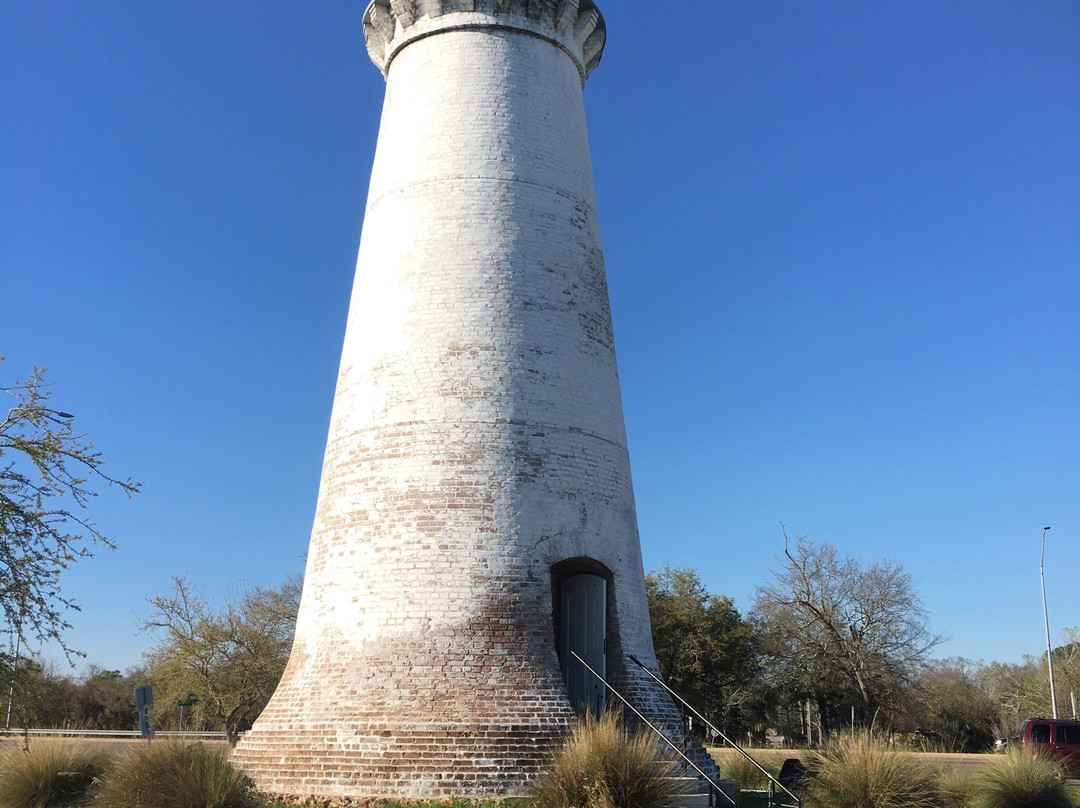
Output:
680 698 689 775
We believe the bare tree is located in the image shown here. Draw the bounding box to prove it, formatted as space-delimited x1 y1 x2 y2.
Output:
1052 627 1080 718
143 575 300 743
976 658 1050 736
1 359 140 655
754 533 942 735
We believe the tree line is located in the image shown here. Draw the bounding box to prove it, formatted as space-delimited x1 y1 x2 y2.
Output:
646 544 1079 752
1 575 300 742
5 551 1076 753
1 361 1073 750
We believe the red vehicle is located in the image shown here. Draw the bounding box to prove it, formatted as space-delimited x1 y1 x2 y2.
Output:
1017 718 1080 774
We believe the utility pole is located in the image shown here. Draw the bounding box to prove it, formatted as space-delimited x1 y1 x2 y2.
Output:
4 626 20 731
1040 526 1058 718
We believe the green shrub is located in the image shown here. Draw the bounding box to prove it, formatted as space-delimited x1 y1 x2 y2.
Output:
803 733 941 808
530 711 681 808
96 739 257 808
969 748 1071 808
0 739 109 808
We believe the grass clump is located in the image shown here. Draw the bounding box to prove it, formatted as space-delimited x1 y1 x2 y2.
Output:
967 748 1071 808
530 710 681 808
936 768 979 808
803 733 940 808
716 751 769 789
709 747 790 790
0 739 109 808
96 739 257 808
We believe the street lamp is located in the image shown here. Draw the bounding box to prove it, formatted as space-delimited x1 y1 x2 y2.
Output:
1040 525 1058 719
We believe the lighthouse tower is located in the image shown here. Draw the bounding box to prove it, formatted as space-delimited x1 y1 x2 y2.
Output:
232 0 706 800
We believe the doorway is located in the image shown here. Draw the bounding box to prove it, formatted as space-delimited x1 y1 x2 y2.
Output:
558 573 607 716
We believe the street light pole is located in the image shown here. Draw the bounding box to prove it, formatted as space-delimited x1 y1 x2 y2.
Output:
1041 525 1058 719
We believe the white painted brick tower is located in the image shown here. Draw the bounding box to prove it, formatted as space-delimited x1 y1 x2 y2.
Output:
232 0 711 800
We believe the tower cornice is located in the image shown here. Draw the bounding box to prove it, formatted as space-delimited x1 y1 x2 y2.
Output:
363 0 606 85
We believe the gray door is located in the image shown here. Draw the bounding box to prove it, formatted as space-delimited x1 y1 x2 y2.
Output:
559 573 607 715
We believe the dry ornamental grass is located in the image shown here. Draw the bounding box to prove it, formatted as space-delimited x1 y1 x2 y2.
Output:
966 748 1072 808
709 747 791 791
803 734 941 808
94 739 257 808
0 739 109 808
529 711 681 808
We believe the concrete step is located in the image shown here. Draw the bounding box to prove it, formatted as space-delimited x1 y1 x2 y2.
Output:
669 776 739 808
672 793 712 808
670 777 711 808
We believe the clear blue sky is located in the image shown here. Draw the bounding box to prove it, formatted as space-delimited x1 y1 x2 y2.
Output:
2 1 1077 676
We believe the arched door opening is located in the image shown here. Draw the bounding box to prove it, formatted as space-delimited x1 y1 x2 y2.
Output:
552 560 610 716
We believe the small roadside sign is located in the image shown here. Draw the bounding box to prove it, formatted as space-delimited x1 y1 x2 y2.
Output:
135 685 154 738
178 693 198 732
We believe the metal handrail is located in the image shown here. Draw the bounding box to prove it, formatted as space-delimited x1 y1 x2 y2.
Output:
569 651 736 807
628 654 802 808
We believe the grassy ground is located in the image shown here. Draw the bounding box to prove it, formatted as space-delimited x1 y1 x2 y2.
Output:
250 797 1079 807
3 736 1079 807
254 802 529 807
708 746 1000 777
708 745 1080 807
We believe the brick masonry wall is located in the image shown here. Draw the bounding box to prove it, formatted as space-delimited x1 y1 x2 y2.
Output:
231 3 711 800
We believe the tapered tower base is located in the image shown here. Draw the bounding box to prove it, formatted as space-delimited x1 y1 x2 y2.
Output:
232 1 714 800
